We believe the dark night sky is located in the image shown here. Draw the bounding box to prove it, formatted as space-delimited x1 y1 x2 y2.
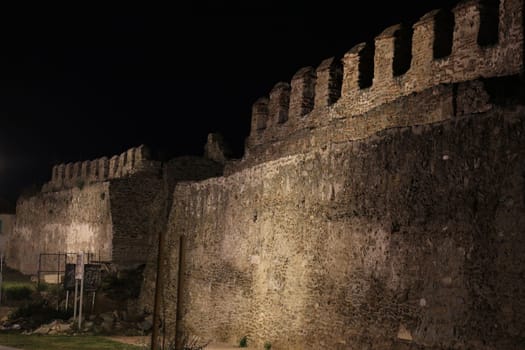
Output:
0 1 461 203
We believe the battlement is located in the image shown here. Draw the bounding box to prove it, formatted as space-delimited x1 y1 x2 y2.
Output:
247 0 523 152
41 145 160 192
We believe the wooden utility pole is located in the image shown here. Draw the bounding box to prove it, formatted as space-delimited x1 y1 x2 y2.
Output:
174 235 185 350
152 165 178 350
151 223 166 350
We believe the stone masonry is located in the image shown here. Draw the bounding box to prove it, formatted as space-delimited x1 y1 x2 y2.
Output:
7 0 525 349
8 144 223 275
138 0 525 349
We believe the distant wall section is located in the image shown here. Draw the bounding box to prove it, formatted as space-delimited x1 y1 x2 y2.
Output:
7 183 112 275
42 145 158 193
8 145 166 275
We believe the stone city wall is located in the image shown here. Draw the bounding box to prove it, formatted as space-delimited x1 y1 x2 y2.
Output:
41 145 158 192
141 0 525 347
8 144 167 275
160 101 525 349
243 0 523 167
7 183 112 275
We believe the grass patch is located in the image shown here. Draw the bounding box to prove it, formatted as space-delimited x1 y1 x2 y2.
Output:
2 282 35 290
0 333 141 350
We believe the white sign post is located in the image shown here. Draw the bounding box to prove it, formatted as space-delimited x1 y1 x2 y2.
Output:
0 254 3 305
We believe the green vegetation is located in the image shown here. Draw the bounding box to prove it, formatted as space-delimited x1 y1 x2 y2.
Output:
239 335 248 347
0 333 141 350
76 179 85 189
8 300 72 330
264 341 272 350
2 282 34 302
36 282 49 292
0 266 36 305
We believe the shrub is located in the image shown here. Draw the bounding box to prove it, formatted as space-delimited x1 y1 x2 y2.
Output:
76 179 85 189
8 300 72 330
2 284 33 301
239 335 248 347
264 341 272 350
36 282 49 292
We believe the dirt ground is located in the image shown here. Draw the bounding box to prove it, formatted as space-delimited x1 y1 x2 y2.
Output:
105 336 243 349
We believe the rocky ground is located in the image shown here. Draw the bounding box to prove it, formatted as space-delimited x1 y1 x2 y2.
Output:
1 308 152 336
0 266 242 349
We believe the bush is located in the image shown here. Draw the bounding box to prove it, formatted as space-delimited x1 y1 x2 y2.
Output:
2 283 33 301
239 335 248 347
36 282 49 292
8 300 72 330
76 179 85 189
264 341 272 350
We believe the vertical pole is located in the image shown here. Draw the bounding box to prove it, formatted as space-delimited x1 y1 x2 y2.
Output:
0 254 3 305
91 291 96 312
151 227 166 350
65 290 69 312
38 254 42 287
152 165 174 350
57 255 60 310
174 235 186 350
57 254 60 285
73 280 78 320
79 272 84 329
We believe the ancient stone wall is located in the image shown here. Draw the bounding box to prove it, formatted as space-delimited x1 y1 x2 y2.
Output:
134 1 525 348
41 145 158 193
160 100 525 349
7 183 112 275
243 0 523 168
7 0 523 347
8 145 165 275
109 175 167 268
135 155 226 313
9 142 224 276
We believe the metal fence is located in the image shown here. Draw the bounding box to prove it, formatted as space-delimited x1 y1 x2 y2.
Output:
37 252 96 285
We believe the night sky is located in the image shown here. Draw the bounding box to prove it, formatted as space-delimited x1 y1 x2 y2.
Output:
0 1 461 204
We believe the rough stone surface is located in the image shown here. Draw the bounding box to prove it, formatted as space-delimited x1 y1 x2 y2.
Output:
7 149 224 276
158 104 525 349
8 183 113 274
139 4 525 344
6 1 525 349
109 175 165 268
246 0 523 164
204 133 232 164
